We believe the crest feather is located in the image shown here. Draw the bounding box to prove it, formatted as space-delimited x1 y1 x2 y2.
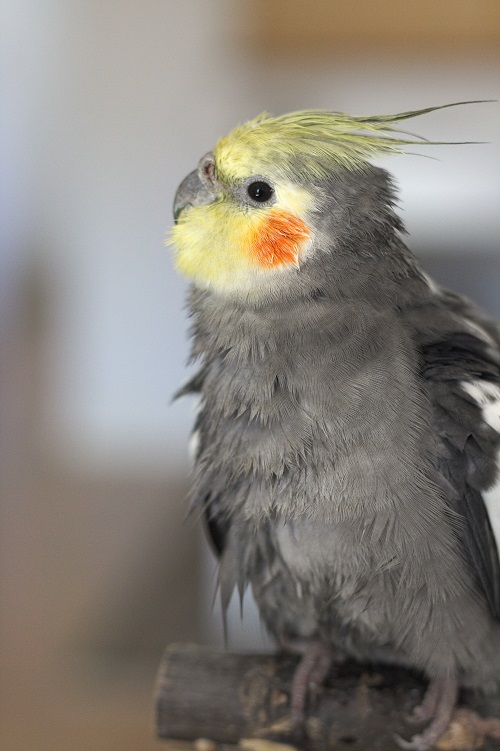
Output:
214 101 490 180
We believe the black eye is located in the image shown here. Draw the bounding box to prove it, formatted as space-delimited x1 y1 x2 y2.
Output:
247 180 273 203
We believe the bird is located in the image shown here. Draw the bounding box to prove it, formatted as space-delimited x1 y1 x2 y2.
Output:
169 103 500 750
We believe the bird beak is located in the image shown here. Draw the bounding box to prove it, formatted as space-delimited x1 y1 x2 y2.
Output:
173 152 220 223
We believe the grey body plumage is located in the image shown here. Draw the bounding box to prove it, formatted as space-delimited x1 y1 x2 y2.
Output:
173 118 500 747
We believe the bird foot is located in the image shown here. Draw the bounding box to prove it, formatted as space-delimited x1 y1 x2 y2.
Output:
406 680 441 725
395 733 437 751
395 676 458 750
281 639 339 725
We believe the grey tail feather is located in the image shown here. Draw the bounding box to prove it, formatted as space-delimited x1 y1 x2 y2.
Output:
237 579 245 619
211 574 230 647
221 603 229 648
209 567 229 646
218 550 238 647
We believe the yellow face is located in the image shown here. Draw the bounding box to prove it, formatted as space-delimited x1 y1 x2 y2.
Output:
170 154 316 295
171 103 458 294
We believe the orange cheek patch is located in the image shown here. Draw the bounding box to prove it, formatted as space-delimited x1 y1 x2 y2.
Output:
249 210 311 268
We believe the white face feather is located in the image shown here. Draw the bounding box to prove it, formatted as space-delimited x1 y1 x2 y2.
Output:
461 379 500 558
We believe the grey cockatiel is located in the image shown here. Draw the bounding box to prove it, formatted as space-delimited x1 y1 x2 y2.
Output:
170 104 500 750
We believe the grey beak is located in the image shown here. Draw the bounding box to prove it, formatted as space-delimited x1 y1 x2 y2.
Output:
173 153 219 223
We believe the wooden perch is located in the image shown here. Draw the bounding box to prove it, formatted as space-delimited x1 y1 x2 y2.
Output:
154 643 500 751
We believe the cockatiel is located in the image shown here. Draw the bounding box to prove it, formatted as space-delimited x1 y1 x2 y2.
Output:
170 104 500 750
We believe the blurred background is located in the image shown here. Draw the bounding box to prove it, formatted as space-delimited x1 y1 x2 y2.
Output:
1 1 499 749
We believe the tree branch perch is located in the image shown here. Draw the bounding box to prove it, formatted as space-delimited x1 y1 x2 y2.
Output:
154 644 500 750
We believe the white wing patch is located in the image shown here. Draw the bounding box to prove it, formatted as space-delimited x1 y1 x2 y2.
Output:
461 319 497 349
482 459 500 562
461 380 500 433
421 271 442 295
188 395 203 462
421 272 496 348
461 379 500 557
189 429 201 461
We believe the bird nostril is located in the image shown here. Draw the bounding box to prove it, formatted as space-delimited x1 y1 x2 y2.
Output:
199 154 216 185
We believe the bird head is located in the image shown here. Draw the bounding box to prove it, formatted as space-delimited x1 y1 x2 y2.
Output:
170 104 477 301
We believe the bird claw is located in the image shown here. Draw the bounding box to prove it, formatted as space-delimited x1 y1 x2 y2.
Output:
406 711 426 726
395 676 458 750
394 732 432 751
406 705 437 727
406 681 440 726
290 707 305 729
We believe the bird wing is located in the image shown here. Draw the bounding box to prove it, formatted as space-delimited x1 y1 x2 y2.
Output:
174 366 230 557
417 294 500 619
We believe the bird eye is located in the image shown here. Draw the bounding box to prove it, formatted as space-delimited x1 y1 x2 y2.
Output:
247 180 274 203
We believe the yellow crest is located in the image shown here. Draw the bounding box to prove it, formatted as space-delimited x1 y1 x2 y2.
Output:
214 101 485 181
